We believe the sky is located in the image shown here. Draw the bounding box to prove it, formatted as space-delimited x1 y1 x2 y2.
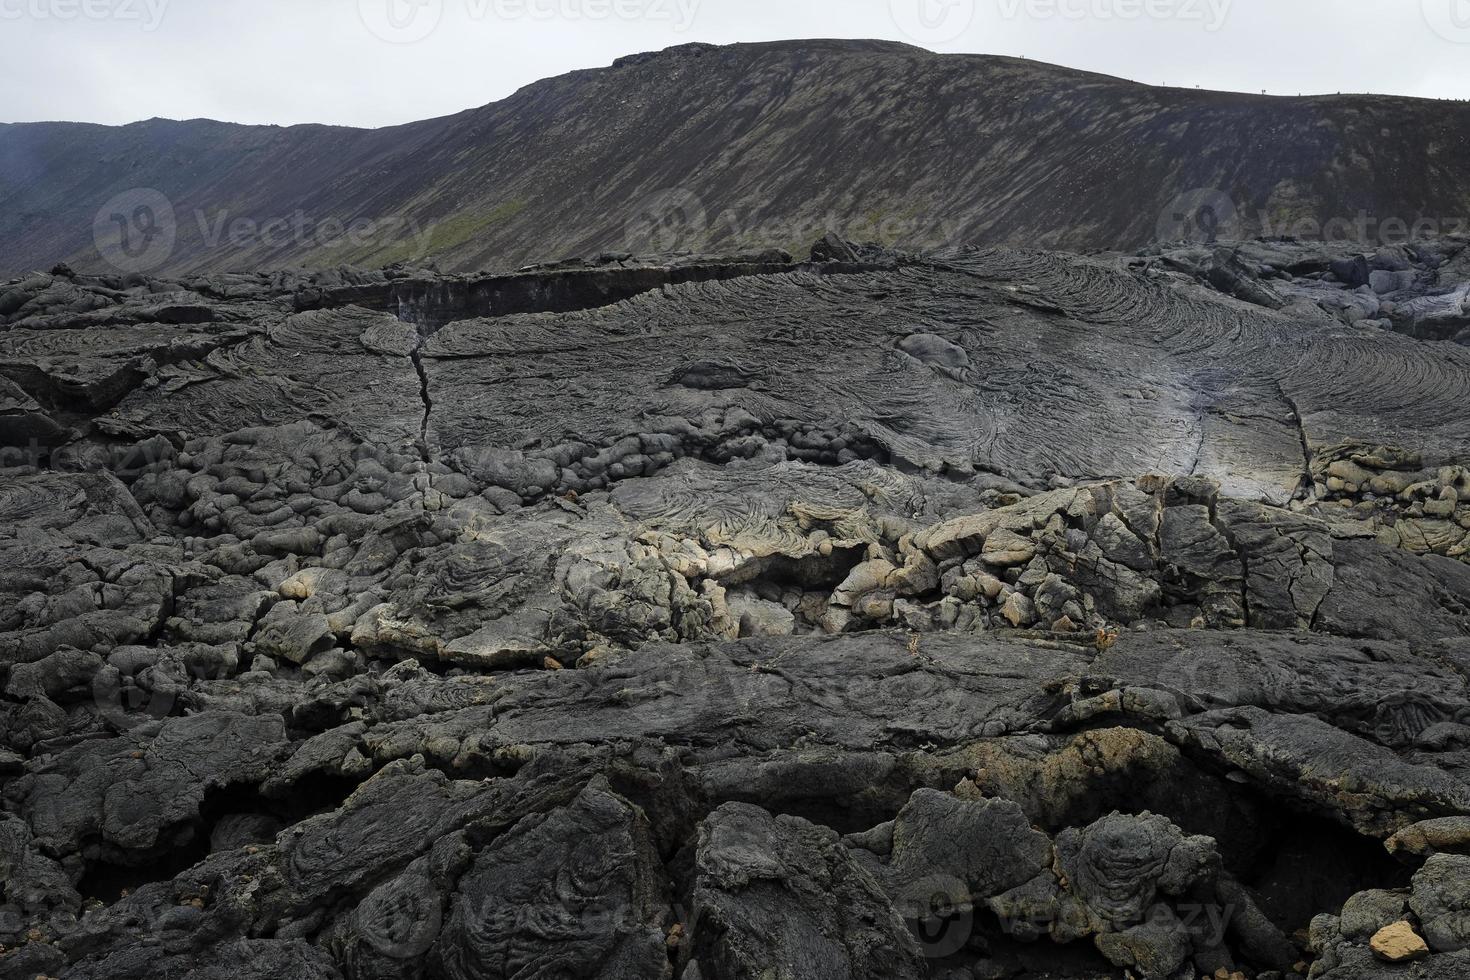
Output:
2 0 1470 128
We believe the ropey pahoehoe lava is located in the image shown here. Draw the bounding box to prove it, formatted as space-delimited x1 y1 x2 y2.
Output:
4 40 1470 980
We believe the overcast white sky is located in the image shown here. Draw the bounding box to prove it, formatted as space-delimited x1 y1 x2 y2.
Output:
3 0 1469 128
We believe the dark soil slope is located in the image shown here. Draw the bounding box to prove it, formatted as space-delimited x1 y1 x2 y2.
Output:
3 39 1469 276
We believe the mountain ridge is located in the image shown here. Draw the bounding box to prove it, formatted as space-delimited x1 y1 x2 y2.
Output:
3 38 1470 277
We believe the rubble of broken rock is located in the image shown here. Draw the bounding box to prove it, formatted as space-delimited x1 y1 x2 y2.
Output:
1134 237 1470 346
2 238 1470 980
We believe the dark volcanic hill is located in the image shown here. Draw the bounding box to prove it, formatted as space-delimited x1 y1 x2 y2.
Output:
4 38 1470 278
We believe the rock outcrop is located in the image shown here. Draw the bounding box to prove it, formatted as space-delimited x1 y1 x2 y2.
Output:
3 236 1470 979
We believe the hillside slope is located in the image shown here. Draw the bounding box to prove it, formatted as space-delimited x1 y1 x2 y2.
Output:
3 39 1470 276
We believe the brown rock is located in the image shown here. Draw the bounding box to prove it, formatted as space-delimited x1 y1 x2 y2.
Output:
1370 921 1430 963
1001 592 1035 627
974 572 1006 600
982 528 1037 567
1386 816 1470 858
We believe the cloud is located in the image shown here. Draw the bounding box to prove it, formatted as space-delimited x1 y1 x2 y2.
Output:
0 0 1465 128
